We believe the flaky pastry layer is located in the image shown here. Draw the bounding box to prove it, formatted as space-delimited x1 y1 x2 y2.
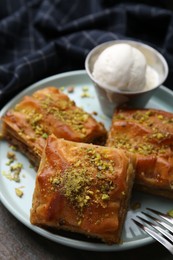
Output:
106 108 173 199
30 135 136 244
2 87 107 167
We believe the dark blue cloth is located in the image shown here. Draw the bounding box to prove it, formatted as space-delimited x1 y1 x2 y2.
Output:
0 0 173 108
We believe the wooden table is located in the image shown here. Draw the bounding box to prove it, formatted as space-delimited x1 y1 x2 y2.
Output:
0 202 172 260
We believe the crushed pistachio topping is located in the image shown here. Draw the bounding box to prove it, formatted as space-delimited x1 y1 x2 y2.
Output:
62 168 92 210
150 131 168 140
2 170 14 181
26 112 45 136
10 162 23 182
3 150 23 182
80 92 91 98
82 86 89 92
132 110 153 123
32 94 90 134
2 163 22 182
47 107 89 133
9 145 17 151
42 133 48 139
60 86 65 91
15 187 24 198
2 148 25 197
50 167 93 213
14 92 92 136
111 110 173 156
114 110 154 125
16 106 48 138
124 110 173 128
157 114 164 120
111 135 168 156
6 151 16 165
101 194 109 201
50 147 116 218
80 86 91 98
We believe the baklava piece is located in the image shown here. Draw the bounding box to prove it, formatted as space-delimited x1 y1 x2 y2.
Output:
30 135 136 244
2 87 107 167
106 108 173 199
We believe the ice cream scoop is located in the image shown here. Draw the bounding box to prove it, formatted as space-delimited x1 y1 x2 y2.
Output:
92 43 158 92
85 40 168 117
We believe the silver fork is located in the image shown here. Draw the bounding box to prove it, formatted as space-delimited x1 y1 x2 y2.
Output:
132 208 173 255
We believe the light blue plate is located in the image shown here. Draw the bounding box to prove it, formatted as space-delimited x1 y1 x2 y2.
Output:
0 70 173 251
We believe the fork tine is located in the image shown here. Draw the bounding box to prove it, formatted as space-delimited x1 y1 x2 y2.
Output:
146 208 173 224
132 219 173 255
137 216 173 243
142 211 173 233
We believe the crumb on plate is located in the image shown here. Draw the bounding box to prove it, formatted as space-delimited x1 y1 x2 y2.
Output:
15 187 24 198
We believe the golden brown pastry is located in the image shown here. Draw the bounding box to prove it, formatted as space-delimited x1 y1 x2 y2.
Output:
106 108 173 199
2 87 107 167
30 135 136 244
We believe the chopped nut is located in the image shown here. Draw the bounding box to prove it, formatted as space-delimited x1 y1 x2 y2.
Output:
42 133 48 139
80 92 91 98
6 151 16 165
67 86 74 93
102 194 109 201
82 86 89 92
2 170 14 181
121 191 125 196
77 220 82 226
15 188 24 198
60 86 65 91
9 145 17 151
157 114 164 120
50 146 115 220
10 162 23 182
7 151 16 160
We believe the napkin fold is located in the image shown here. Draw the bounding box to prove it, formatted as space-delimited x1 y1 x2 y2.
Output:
0 0 173 108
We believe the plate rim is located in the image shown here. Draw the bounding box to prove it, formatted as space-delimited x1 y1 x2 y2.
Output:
0 185 154 252
3 69 173 251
